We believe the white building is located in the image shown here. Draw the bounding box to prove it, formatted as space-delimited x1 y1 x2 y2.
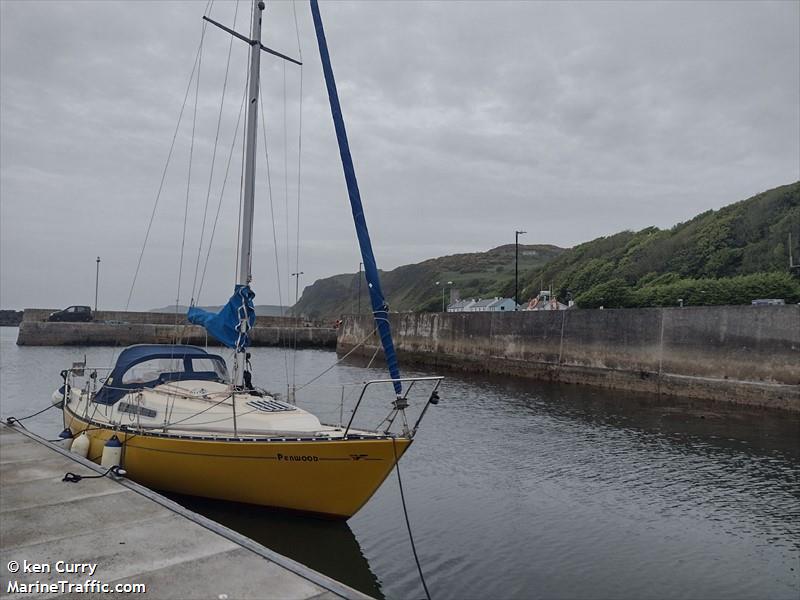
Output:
448 297 518 312
447 299 475 312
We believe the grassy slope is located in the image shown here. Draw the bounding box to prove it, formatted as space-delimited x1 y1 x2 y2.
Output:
518 181 800 306
293 244 565 318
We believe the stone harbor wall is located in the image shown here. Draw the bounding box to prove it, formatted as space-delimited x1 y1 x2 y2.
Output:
337 305 800 411
0 310 23 326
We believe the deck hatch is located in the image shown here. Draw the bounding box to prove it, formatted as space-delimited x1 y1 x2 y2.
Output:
246 399 297 413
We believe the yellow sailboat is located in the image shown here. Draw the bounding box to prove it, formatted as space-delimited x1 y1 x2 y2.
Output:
55 0 441 519
59 348 436 518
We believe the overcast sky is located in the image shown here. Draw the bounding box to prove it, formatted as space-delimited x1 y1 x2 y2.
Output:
2 0 798 311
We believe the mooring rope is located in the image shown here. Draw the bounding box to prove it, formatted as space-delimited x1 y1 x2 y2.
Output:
4 404 57 429
392 437 432 600
63 465 126 484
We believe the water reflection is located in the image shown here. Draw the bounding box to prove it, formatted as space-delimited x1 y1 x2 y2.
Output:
166 494 384 599
2 329 798 600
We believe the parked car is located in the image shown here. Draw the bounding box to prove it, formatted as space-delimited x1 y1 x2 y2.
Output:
751 299 785 306
47 306 93 322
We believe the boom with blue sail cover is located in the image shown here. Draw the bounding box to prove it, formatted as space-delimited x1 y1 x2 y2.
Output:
187 284 256 351
310 0 403 396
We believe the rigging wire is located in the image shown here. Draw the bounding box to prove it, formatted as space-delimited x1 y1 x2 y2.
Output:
155 392 233 429
175 19 207 343
124 31 206 313
197 83 248 302
282 60 295 398
291 0 304 63
259 90 291 392
191 0 241 305
283 60 290 331
114 10 211 370
295 326 378 392
291 0 305 399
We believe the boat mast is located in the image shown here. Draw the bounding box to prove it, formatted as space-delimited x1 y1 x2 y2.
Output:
238 0 264 287
193 2 301 380
232 0 264 387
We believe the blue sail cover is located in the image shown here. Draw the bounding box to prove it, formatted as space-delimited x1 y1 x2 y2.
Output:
310 0 402 395
187 284 255 351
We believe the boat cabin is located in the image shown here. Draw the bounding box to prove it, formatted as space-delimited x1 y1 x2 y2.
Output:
94 345 228 405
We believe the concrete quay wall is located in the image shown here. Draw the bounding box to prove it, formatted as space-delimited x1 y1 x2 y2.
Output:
1 424 371 600
21 308 313 328
0 309 23 326
17 321 336 348
337 305 800 410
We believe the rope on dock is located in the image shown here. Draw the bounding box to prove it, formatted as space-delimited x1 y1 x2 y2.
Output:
63 465 126 483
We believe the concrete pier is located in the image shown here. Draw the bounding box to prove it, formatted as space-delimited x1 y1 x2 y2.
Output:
16 310 337 348
0 423 371 599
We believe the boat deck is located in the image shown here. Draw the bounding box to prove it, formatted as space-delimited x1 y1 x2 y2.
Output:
0 423 372 599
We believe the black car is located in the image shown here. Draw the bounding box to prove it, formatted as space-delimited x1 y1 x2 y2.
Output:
47 305 93 322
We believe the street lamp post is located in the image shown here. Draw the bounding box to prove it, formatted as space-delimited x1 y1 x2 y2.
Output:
515 230 526 310
94 256 101 312
436 281 453 312
357 262 363 316
291 272 304 311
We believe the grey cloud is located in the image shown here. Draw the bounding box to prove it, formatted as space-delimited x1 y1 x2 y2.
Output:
1 0 798 311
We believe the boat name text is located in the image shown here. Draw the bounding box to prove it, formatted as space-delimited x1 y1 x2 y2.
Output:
276 453 318 462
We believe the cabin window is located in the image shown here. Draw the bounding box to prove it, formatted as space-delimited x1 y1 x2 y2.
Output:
120 357 229 385
122 358 185 384
191 358 229 382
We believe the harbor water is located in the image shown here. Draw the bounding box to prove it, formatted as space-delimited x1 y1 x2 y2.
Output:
1 327 797 599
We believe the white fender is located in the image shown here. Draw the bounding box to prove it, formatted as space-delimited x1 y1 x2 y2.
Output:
70 432 90 458
101 436 123 468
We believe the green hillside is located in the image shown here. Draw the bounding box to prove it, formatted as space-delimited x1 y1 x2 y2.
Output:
511 182 800 308
294 182 799 317
293 244 565 318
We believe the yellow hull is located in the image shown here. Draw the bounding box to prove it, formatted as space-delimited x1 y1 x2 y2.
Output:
65 411 410 519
